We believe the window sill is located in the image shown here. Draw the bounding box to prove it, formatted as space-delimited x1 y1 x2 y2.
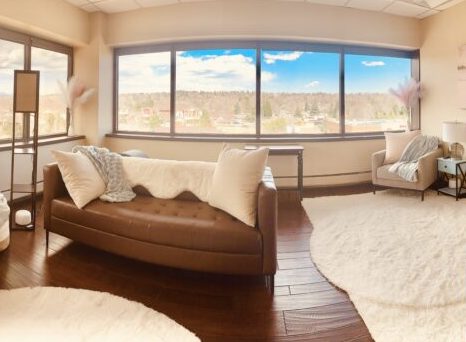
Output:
0 135 86 152
106 132 385 143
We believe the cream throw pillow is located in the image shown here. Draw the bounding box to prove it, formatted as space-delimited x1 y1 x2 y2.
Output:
384 130 421 164
51 150 106 209
208 146 269 227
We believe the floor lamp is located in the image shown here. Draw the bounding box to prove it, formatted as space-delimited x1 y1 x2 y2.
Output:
9 70 40 231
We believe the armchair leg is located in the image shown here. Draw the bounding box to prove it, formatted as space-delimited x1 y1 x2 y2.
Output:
421 191 424 202
45 229 49 249
373 185 376 195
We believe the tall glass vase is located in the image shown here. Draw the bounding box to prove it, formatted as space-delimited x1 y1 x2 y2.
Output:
406 107 412 131
67 108 74 136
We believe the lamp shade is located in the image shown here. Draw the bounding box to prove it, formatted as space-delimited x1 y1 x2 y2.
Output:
14 70 39 113
442 121 466 142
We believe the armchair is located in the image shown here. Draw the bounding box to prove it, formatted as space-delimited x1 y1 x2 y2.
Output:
372 147 444 201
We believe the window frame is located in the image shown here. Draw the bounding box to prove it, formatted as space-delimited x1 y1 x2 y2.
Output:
0 27 73 144
113 40 419 140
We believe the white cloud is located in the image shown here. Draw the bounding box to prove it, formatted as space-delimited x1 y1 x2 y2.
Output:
119 51 276 93
362 61 385 67
263 51 303 64
305 81 320 88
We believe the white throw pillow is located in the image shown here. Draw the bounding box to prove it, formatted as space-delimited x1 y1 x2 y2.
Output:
384 130 421 164
51 150 106 209
208 146 269 227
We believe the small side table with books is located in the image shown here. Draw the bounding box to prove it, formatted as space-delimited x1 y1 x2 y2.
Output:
437 157 466 200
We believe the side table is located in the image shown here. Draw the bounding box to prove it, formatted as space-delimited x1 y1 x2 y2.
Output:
244 145 304 201
437 157 466 201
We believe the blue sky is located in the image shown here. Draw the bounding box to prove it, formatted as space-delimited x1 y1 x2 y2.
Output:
179 49 411 94
117 48 412 94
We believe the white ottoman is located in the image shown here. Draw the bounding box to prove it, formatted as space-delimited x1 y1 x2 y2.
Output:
0 193 10 251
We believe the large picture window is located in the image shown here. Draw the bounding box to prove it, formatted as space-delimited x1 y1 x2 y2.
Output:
0 39 25 140
345 54 412 133
0 28 72 142
261 50 340 134
31 47 70 136
117 51 171 133
114 42 418 139
176 49 256 134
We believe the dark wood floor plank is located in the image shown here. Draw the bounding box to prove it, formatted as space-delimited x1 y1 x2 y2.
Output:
278 257 315 270
1 188 373 341
284 301 363 336
277 251 311 260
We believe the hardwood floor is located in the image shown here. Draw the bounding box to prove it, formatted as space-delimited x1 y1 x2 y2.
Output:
0 187 373 341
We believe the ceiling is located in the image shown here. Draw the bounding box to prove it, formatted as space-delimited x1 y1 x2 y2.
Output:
64 0 465 18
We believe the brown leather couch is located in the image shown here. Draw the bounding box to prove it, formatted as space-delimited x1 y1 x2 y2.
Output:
43 163 278 292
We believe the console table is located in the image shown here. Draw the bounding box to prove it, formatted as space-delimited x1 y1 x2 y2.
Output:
244 145 304 200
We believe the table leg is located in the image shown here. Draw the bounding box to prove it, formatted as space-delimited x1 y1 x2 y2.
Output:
298 151 303 201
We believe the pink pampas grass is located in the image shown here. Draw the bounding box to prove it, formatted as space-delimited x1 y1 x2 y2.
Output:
58 76 95 110
389 78 421 109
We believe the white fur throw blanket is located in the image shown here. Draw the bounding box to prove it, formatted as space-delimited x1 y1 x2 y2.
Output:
121 157 215 202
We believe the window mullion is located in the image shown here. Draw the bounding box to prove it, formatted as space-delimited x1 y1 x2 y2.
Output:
339 49 345 136
170 47 176 135
256 47 261 137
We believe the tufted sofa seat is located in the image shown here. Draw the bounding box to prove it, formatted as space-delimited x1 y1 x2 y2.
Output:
43 163 277 291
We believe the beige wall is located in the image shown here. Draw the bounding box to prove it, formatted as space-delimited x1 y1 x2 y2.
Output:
74 13 113 146
105 137 385 187
107 0 420 49
0 0 424 188
101 1 419 187
420 1 466 138
0 0 89 46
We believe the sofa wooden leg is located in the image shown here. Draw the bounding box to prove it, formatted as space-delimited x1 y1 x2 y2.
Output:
373 185 376 195
265 275 275 295
421 191 425 202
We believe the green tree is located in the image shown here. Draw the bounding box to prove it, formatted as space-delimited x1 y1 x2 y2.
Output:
304 101 310 113
311 102 319 117
148 114 162 130
234 102 241 115
294 106 303 119
263 99 273 118
200 111 212 128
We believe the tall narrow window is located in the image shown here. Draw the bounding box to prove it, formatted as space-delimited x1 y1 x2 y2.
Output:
31 47 69 136
0 39 24 139
261 50 340 134
345 54 412 133
117 52 171 133
175 49 256 134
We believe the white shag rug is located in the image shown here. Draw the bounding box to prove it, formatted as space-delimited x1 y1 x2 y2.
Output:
0 287 200 342
304 190 466 342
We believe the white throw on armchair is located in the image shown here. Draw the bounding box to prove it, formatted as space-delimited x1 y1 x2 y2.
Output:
372 147 443 201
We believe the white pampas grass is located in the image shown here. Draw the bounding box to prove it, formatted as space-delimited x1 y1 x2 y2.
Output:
58 76 95 135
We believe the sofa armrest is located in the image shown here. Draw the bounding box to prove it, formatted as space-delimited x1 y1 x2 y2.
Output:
372 150 386 182
417 147 444 189
43 163 67 230
257 168 277 276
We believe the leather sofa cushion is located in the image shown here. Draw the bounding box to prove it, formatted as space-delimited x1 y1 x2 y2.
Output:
51 195 262 255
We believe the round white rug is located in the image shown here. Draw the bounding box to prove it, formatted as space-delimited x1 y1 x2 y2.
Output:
0 287 200 342
304 190 466 307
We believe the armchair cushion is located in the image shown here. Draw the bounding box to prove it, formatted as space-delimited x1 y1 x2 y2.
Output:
384 130 421 164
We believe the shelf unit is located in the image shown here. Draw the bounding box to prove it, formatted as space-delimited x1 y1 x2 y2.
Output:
9 70 40 231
